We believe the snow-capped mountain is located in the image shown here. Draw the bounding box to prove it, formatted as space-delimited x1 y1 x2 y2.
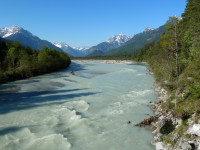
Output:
53 33 134 57
52 42 69 50
144 27 154 32
0 25 26 38
0 25 62 51
72 46 90 51
86 33 134 56
52 42 87 57
129 34 135 39
105 24 166 57
106 33 134 45
0 25 38 40
173 15 182 21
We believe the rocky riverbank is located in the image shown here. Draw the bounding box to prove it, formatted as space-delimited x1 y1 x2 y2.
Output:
150 83 200 150
143 65 200 149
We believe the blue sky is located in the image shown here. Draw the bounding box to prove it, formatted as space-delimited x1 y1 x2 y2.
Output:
0 0 187 47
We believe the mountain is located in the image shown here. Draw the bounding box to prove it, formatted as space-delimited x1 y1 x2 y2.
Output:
105 25 166 57
72 46 90 51
86 33 134 56
144 27 154 32
52 42 88 57
0 25 62 51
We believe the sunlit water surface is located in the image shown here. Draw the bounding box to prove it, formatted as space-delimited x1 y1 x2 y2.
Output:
0 61 157 150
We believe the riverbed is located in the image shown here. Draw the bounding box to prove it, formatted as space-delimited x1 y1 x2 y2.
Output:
0 61 157 150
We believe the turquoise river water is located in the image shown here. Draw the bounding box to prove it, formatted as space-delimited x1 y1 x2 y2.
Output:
0 61 157 150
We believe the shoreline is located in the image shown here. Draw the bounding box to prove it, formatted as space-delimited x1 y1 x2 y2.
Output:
147 67 200 150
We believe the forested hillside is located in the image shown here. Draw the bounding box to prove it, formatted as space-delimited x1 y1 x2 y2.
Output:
0 41 71 83
134 0 200 119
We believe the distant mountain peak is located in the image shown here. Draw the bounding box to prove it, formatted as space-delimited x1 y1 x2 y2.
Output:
129 34 135 39
0 25 23 38
144 27 154 32
118 33 125 36
52 42 88 57
0 25 62 52
72 46 90 51
8 25 21 29
86 33 134 56
7 25 22 30
105 24 166 57
52 42 90 51
106 33 131 45
52 42 69 49
0 25 35 39
173 15 182 20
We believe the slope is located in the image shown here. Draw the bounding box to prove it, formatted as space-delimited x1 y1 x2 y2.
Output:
85 33 134 56
105 25 166 57
0 26 62 51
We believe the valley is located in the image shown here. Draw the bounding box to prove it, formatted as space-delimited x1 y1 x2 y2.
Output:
0 0 199 149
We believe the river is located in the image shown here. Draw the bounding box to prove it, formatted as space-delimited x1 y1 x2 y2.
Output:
0 61 157 150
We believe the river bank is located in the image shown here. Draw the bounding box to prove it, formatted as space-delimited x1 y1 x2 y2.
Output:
148 71 200 150
73 61 200 149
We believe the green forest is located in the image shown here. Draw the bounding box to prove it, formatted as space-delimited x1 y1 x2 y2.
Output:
133 0 200 118
0 41 71 84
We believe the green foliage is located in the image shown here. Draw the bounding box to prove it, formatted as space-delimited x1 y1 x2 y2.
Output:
176 119 190 138
182 118 188 126
162 134 176 146
168 100 175 110
134 0 200 118
0 42 71 84
177 124 184 136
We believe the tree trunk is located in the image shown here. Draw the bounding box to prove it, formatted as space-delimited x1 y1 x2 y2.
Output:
175 25 178 77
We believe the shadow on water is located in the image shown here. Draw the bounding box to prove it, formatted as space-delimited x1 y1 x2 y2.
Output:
0 88 99 115
68 62 88 72
27 61 87 80
0 126 23 136
0 62 87 90
0 62 95 136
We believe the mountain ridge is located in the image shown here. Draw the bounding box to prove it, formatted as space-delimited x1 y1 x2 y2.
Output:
0 25 166 58
104 25 166 57
0 25 63 52
52 42 88 57
85 33 134 56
